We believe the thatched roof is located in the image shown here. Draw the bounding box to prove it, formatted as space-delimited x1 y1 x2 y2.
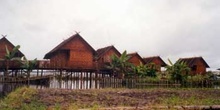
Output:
178 57 210 68
44 33 96 59
143 56 167 67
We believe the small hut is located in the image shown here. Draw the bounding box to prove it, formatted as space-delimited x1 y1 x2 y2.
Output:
96 45 121 76
143 56 167 72
127 52 145 66
44 33 96 70
178 57 210 75
96 45 121 70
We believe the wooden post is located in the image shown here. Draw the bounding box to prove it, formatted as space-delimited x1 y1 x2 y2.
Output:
37 69 39 76
95 60 99 89
80 71 83 89
90 72 92 88
41 69 43 77
86 72 88 80
59 69 62 79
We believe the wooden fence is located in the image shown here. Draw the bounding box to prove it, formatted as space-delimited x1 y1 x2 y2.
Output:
99 77 218 88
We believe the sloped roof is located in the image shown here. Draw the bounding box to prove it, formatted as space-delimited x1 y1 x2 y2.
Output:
178 57 210 68
127 52 145 64
143 56 167 67
96 45 121 60
0 37 24 57
44 33 96 59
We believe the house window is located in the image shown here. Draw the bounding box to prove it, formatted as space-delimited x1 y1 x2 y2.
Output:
192 65 197 71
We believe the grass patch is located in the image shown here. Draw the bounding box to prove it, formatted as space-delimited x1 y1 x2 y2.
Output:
160 95 220 106
158 88 220 106
0 87 47 110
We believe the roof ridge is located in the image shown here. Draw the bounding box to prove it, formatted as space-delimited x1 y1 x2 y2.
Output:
44 33 96 59
96 45 115 60
143 56 160 59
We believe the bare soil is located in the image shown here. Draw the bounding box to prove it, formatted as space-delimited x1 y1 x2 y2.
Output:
36 88 220 109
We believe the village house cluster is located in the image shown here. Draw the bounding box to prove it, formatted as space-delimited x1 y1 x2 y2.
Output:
0 33 209 75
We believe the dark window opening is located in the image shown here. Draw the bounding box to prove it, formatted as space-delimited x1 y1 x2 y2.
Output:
192 65 197 71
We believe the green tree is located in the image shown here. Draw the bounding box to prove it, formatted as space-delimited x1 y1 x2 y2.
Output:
165 59 190 83
145 63 157 77
21 56 37 79
108 50 132 79
132 62 157 78
108 54 120 77
3 45 22 79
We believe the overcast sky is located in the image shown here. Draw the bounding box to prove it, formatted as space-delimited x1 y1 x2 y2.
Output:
0 0 220 70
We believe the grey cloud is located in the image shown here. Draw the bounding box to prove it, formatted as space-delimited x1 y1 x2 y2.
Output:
0 0 220 70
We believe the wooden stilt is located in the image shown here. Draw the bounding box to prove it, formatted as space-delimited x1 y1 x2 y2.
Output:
41 69 43 77
37 69 39 76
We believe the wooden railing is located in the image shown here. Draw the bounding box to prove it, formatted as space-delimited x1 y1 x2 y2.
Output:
0 60 21 69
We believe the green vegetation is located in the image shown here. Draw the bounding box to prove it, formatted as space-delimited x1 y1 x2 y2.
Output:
132 62 157 78
1 87 220 110
107 52 217 87
165 59 190 83
1 45 38 82
0 87 46 110
108 50 158 79
21 56 37 79
2 45 21 79
159 88 220 106
108 50 132 79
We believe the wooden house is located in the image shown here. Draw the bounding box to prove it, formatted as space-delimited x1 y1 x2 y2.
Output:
0 37 24 69
178 57 210 75
96 45 121 69
0 37 24 59
44 33 96 70
143 56 167 72
127 52 145 66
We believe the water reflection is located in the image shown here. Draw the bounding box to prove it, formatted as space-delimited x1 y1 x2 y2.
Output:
1 77 220 99
0 77 101 98
49 77 99 89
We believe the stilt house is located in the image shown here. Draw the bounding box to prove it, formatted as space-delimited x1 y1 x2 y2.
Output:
178 57 210 75
143 56 167 72
127 52 145 66
44 33 96 70
0 37 24 69
0 37 24 59
96 45 121 70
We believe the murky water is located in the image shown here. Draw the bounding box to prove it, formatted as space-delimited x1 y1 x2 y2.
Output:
49 77 100 89
0 77 101 98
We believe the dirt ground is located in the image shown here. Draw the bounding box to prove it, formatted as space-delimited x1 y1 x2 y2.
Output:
36 88 220 109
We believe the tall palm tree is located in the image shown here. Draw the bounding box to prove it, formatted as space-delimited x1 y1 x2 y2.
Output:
165 59 190 83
